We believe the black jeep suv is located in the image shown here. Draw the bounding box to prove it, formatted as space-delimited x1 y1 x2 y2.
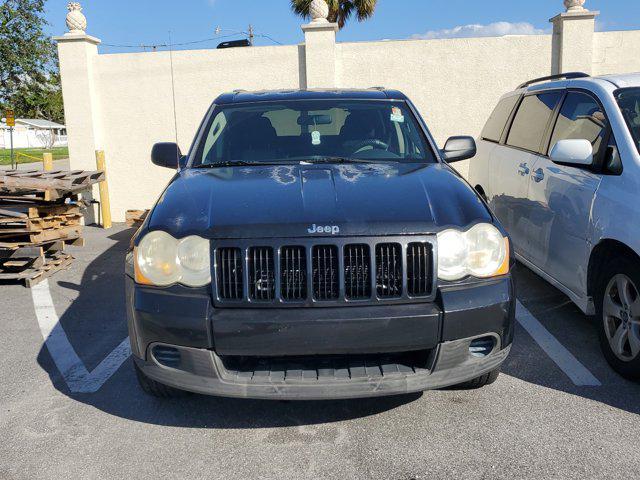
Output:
126 89 515 400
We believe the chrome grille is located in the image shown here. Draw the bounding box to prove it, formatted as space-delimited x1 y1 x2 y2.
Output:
344 244 371 300
312 245 339 300
407 242 433 297
213 236 436 307
217 247 243 300
376 243 402 298
281 246 307 301
248 247 275 301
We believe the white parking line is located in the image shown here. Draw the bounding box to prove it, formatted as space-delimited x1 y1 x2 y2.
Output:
517 301 601 386
32 275 600 391
32 279 131 393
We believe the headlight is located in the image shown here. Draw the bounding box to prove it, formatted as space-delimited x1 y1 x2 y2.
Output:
437 223 509 281
134 231 211 287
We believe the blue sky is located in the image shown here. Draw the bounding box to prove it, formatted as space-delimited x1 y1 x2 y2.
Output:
44 0 640 52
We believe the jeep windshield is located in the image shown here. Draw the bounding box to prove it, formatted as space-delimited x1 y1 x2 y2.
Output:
192 100 437 167
616 88 640 154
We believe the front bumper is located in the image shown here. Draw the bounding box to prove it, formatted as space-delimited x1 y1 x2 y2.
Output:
126 274 515 399
135 334 510 400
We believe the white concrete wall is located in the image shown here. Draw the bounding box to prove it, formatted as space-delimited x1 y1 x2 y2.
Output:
593 30 640 76
56 15 640 222
93 45 303 219
337 35 553 144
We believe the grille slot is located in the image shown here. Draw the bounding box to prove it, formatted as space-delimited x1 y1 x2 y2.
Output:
344 244 371 300
217 247 243 300
312 245 339 300
407 242 433 297
376 243 402 298
281 246 307 301
248 247 275 301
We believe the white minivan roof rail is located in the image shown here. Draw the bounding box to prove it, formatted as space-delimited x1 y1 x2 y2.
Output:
517 72 589 90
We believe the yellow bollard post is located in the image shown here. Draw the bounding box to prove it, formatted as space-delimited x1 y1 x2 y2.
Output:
42 152 53 171
95 150 112 229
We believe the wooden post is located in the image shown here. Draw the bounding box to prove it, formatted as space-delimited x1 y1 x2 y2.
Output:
95 150 112 229
42 152 54 171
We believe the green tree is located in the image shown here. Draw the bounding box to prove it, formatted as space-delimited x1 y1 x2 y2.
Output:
291 0 378 29
0 0 64 123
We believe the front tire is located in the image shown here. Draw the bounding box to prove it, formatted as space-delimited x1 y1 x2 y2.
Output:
595 257 640 381
449 367 501 390
134 362 188 398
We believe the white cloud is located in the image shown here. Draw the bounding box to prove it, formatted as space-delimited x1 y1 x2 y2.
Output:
411 21 547 40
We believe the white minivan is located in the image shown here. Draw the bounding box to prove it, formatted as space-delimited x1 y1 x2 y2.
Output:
468 72 640 380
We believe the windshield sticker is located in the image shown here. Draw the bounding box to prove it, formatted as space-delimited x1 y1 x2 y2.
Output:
311 130 321 145
391 107 405 123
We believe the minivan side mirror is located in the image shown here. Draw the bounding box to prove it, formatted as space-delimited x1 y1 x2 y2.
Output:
549 139 594 167
441 136 477 163
151 142 184 169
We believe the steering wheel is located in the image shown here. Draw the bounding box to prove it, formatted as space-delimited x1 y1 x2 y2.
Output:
350 139 389 155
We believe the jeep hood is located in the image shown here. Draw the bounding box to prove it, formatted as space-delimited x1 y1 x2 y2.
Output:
147 163 492 239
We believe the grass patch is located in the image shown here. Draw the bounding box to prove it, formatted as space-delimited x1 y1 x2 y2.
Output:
0 147 69 165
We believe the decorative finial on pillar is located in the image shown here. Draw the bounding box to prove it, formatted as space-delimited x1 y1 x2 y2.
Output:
564 0 588 12
309 0 329 24
66 2 87 34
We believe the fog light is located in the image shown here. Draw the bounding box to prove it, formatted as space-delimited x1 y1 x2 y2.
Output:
152 345 181 368
469 337 495 358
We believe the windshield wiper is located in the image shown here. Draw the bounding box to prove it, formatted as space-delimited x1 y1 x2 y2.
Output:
194 160 292 168
301 157 396 165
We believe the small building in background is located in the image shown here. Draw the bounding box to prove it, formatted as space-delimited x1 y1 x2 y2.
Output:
0 119 67 149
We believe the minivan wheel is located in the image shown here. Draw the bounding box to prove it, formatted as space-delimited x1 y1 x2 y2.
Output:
595 258 640 381
134 363 188 398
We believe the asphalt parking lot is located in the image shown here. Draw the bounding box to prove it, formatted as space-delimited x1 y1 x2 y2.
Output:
1 225 639 480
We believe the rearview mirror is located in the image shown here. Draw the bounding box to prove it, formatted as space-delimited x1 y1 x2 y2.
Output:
151 142 185 169
549 139 594 167
298 114 332 126
441 136 477 163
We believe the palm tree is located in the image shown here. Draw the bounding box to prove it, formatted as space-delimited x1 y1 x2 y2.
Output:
291 0 378 30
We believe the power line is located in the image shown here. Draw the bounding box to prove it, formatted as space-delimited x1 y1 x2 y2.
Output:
101 28 283 50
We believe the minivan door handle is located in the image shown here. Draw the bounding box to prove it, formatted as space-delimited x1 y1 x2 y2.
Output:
531 168 545 183
518 163 530 176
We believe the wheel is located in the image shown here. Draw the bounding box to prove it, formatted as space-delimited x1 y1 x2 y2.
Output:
134 362 188 398
595 257 640 381
449 368 501 390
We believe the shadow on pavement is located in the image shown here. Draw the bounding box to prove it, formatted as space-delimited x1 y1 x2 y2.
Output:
501 264 640 415
36 227 421 428
37 228 640 425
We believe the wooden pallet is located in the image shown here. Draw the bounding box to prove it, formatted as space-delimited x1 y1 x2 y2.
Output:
0 212 82 232
0 225 82 244
126 209 149 228
0 169 99 286
0 170 105 201
0 250 74 287
0 203 82 219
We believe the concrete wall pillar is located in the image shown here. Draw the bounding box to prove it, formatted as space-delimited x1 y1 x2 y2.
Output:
54 31 103 222
301 20 339 89
54 33 102 172
550 7 599 75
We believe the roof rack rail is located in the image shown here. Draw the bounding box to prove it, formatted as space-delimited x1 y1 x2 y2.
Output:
517 72 589 89
369 86 386 91
233 89 248 94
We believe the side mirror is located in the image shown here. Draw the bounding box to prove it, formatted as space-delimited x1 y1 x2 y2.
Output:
441 136 477 163
549 139 594 167
151 142 184 169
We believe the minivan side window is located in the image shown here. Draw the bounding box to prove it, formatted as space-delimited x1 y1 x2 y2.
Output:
549 92 607 155
481 95 519 143
507 92 562 153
